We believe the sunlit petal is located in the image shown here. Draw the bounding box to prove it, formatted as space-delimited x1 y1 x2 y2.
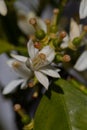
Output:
3 79 24 94
40 46 55 62
79 0 87 19
37 18 47 32
40 68 60 78
70 18 80 41
27 39 38 59
60 34 69 49
0 0 7 16
20 79 28 89
35 71 49 89
74 51 87 71
11 54 27 62
12 61 33 78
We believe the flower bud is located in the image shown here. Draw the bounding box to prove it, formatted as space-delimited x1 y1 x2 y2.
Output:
59 31 66 39
72 37 81 47
53 8 59 15
34 42 41 49
14 104 21 112
32 91 38 98
62 54 71 62
35 29 46 40
55 54 62 62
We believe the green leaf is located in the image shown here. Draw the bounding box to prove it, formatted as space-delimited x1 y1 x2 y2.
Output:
56 79 87 130
34 79 87 130
34 91 72 130
0 40 14 54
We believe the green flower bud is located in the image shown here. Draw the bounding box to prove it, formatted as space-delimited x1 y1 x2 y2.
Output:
72 37 81 47
35 29 46 40
55 54 62 62
53 39 62 47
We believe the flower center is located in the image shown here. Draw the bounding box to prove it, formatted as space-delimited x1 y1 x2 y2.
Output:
32 53 46 70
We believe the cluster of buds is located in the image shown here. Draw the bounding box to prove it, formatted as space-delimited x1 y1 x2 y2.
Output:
28 9 72 64
28 8 87 67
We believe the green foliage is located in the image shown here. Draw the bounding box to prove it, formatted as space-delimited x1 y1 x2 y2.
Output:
34 79 87 130
0 39 14 53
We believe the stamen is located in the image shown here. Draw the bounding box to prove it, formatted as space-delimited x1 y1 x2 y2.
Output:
12 61 21 68
38 53 46 60
29 18 38 31
52 8 59 25
45 19 51 33
32 53 46 70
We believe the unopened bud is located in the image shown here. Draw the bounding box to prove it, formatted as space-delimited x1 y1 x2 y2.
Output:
14 104 21 112
53 8 59 14
59 31 66 39
32 91 38 98
35 29 46 40
34 42 41 49
62 55 71 62
72 37 81 46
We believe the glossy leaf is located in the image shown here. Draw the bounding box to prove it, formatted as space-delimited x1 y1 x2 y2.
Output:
34 89 71 130
34 79 87 130
56 79 87 130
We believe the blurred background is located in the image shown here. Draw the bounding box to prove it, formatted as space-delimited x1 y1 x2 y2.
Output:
0 0 85 130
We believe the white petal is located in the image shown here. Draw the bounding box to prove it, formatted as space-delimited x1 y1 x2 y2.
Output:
40 67 60 78
0 0 7 16
20 79 28 89
7 59 15 68
37 18 47 32
74 51 87 71
70 18 80 41
40 46 55 62
3 79 24 94
12 61 33 78
60 34 69 49
27 39 38 59
18 19 35 35
35 71 49 90
11 54 27 62
79 0 87 19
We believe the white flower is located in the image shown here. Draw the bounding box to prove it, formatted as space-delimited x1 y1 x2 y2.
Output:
17 11 47 35
3 59 33 95
61 18 81 49
0 0 7 16
79 0 87 19
74 51 87 71
11 40 60 90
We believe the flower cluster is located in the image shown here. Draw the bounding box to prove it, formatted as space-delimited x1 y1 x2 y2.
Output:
3 7 87 96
